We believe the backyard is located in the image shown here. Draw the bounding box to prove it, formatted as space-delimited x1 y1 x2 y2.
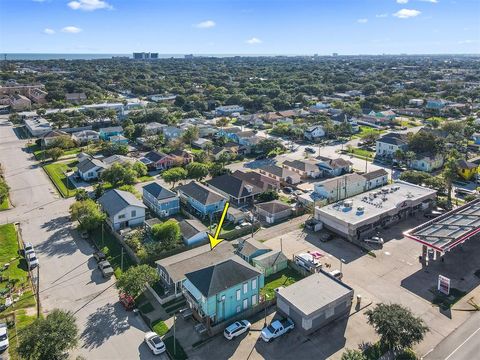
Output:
90 224 136 277
0 224 37 360
0 196 8 211
262 266 304 296
43 160 78 198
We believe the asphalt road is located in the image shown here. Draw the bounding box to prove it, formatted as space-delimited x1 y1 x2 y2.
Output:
0 117 160 360
424 311 480 360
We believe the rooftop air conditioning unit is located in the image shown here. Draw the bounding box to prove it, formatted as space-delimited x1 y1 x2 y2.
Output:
344 200 353 208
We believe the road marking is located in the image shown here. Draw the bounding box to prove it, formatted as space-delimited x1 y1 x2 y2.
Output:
444 326 480 360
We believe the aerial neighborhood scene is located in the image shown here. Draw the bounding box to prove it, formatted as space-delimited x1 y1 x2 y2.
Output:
0 0 479 359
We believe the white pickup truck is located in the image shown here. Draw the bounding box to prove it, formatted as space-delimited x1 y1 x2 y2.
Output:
260 318 294 342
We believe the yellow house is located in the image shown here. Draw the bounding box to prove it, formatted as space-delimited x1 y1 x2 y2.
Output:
457 159 478 181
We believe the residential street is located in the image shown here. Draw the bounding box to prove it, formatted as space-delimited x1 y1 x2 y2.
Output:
0 118 159 360
424 312 480 360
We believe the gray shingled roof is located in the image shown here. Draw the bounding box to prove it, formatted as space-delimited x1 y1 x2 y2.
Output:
143 182 176 200
238 238 270 258
179 219 208 240
185 257 260 297
362 169 388 181
98 189 146 216
253 250 288 268
207 174 262 199
177 181 226 205
255 200 291 215
77 158 105 173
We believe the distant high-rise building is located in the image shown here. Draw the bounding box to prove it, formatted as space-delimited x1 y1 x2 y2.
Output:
332 53 339 57
184 54 194 59
132 52 158 60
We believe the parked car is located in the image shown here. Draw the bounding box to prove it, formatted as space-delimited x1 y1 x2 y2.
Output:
424 210 444 219
328 269 343 280
144 332 166 355
223 320 251 340
319 232 333 242
26 251 39 269
294 253 321 273
261 318 294 342
119 293 135 310
0 323 9 352
283 187 293 194
23 242 34 254
92 251 107 263
98 260 114 278
363 236 384 245
305 147 316 154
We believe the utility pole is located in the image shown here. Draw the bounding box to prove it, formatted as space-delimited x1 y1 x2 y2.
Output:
101 222 104 248
36 265 40 318
121 247 124 272
173 312 177 356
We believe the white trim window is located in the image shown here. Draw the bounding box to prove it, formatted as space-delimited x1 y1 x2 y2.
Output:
251 294 257 306
236 305 241 313
243 298 248 310
236 289 241 301
252 278 257 290
243 282 248 294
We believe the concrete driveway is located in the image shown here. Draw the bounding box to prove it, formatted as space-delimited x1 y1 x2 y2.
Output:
0 118 158 360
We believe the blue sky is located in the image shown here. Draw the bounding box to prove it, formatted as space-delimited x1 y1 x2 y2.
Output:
0 0 479 54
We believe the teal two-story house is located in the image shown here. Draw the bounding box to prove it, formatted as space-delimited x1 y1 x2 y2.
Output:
176 181 227 219
183 257 264 326
142 182 180 217
99 126 124 141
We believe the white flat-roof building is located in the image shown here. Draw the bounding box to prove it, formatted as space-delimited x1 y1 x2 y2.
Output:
24 116 52 137
315 181 436 242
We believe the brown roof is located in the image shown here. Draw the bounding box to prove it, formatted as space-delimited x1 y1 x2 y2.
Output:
255 200 291 215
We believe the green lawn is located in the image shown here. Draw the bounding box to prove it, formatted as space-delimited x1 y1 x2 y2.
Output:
91 225 135 277
353 126 385 139
136 175 154 183
0 196 9 211
28 144 81 161
43 161 78 198
152 319 169 336
7 309 38 360
348 147 374 160
263 267 304 295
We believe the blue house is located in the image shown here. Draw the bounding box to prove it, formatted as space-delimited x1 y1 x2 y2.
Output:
176 181 227 219
237 238 271 264
426 99 447 111
183 257 264 326
216 127 242 142
215 105 244 116
99 126 124 141
142 182 180 217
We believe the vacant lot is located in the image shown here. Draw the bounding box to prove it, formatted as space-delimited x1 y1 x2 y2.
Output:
43 160 78 198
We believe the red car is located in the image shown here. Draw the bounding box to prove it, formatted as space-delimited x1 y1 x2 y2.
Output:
119 293 135 310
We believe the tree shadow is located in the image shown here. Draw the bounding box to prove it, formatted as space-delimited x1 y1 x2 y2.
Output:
80 302 135 349
35 217 78 258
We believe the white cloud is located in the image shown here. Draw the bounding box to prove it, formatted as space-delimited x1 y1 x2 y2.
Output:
61 26 82 33
246 37 262 44
43 28 55 35
376 13 389 18
458 39 477 44
420 0 438 3
393 9 421 18
194 20 216 29
396 0 409 3
68 0 112 11
357 18 368 23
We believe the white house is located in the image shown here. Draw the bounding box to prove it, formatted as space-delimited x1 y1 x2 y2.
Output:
375 133 408 159
313 173 367 203
76 158 106 181
304 125 325 141
72 130 100 144
410 154 444 173
98 189 146 231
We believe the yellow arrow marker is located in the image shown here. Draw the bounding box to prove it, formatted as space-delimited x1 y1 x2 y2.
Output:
208 202 230 250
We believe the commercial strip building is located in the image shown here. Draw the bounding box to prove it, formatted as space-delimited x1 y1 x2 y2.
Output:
24 116 52 136
276 272 353 335
315 181 436 242
404 198 480 260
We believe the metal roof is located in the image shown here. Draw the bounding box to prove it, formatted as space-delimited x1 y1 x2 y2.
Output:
404 199 480 253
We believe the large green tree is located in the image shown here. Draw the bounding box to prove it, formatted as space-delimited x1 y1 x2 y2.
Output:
69 199 106 231
366 303 428 351
186 162 209 180
100 163 137 187
18 309 78 360
161 167 187 188
341 349 367 360
117 264 160 297
151 219 181 247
